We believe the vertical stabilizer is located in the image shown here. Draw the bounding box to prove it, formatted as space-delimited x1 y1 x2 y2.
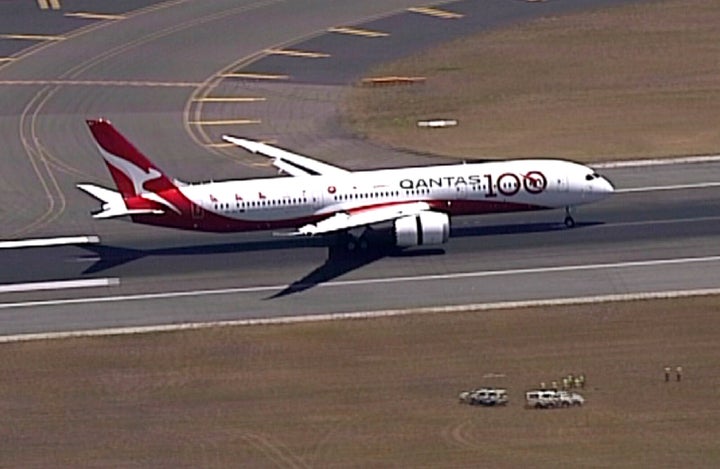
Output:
86 119 176 198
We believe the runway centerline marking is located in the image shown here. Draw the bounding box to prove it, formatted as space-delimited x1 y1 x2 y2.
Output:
265 49 330 58
616 182 720 193
2 255 720 310
0 34 64 41
0 235 99 249
64 12 125 20
0 79 201 87
328 27 389 38
220 73 289 80
189 119 261 125
594 154 720 168
407 7 464 19
193 97 266 103
0 278 118 294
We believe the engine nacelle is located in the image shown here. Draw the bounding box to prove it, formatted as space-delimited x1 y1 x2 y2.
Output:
394 211 450 247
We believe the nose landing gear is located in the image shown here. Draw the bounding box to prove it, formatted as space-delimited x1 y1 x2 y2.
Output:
564 206 575 228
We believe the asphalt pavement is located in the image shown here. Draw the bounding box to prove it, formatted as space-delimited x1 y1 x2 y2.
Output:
2 0 719 337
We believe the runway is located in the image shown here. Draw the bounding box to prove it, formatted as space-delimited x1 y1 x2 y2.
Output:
1 0 719 336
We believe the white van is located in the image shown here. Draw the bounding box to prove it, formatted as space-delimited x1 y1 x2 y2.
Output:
525 389 585 409
525 389 561 409
459 387 508 406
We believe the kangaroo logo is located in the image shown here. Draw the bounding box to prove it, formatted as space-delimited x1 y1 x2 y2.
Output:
100 148 181 214
101 149 162 195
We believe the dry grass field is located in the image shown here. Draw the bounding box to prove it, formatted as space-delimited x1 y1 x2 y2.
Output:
2 296 720 467
345 0 720 161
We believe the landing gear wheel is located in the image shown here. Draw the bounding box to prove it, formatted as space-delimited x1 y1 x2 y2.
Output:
564 206 576 228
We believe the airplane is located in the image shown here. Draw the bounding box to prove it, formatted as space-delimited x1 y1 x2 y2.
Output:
78 119 614 248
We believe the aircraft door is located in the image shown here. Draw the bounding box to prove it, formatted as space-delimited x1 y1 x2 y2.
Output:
191 201 204 219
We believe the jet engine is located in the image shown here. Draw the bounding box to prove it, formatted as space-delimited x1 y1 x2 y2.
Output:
394 211 450 247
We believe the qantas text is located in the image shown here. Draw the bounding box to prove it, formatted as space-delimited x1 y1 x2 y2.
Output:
399 171 547 197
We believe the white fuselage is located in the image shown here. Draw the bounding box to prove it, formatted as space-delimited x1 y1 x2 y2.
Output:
179 159 612 223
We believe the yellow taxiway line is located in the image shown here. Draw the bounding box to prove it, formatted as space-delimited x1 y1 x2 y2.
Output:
327 26 389 38
188 119 261 126
407 6 464 19
64 12 125 20
37 0 61 10
220 72 289 80
0 58 16 63
265 49 330 58
193 97 266 103
0 34 64 41
361 76 426 86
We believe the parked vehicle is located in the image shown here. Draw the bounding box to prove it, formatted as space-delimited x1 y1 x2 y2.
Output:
525 389 585 409
459 387 509 406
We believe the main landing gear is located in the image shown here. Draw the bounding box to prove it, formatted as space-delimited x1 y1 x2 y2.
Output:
564 206 576 228
337 228 371 252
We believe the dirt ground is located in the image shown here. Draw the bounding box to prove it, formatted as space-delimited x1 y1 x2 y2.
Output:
344 0 720 161
1 295 720 467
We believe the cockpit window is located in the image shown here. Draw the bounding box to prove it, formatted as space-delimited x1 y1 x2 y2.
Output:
586 172 602 181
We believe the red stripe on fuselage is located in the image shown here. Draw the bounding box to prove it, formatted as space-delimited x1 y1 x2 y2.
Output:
130 196 549 233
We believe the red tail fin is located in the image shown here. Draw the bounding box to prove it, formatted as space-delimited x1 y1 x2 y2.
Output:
86 119 176 198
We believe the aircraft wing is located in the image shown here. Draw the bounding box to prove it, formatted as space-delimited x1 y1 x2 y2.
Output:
291 202 432 235
222 135 350 177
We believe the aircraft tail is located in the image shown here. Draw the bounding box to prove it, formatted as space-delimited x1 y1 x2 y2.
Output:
85 119 177 198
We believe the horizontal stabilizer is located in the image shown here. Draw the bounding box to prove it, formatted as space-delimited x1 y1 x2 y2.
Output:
77 183 163 219
221 135 350 177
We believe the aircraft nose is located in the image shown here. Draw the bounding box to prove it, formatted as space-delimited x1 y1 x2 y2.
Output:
598 176 615 194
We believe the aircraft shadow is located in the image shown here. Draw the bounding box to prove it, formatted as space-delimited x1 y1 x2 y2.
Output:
80 235 330 275
80 220 601 297
267 229 443 299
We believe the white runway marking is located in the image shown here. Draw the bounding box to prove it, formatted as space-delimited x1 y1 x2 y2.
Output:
2 287 719 343
0 235 99 249
0 278 119 294
2 255 720 309
616 182 720 193
594 154 720 168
